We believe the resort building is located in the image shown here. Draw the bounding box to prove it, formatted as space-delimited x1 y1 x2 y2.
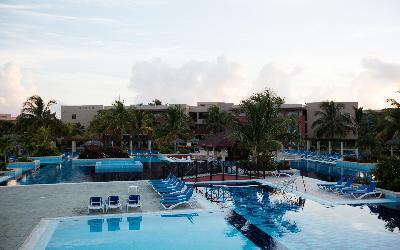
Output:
0 113 17 122
61 101 358 142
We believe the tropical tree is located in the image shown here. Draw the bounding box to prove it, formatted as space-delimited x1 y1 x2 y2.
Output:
148 99 162 106
356 110 383 161
205 106 233 133
131 109 154 148
30 127 59 156
382 90 400 141
311 101 353 139
230 89 286 166
155 105 191 152
0 136 15 163
89 100 133 144
17 95 58 132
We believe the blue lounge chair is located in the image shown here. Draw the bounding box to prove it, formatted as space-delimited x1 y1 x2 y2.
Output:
161 186 191 199
88 197 104 213
339 184 368 194
326 177 354 191
151 177 179 188
160 188 194 210
346 182 383 199
105 195 121 212
149 174 173 184
317 177 345 189
155 181 186 195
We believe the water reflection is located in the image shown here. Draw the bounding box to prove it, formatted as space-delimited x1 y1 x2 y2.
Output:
161 213 199 224
87 218 104 232
369 204 400 232
127 216 142 230
106 217 122 231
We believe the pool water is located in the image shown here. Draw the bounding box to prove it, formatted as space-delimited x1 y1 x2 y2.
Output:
290 159 366 182
200 185 400 249
14 161 166 185
34 211 264 250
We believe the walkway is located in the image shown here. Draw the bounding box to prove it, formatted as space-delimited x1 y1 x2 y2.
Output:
0 181 202 250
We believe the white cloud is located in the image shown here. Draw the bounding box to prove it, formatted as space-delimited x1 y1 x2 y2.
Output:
251 58 400 109
0 63 37 116
129 56 249 105
350 58 400 109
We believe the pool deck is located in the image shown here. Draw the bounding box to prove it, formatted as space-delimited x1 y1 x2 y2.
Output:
0 177 396 250
260 176 395 205
0 181 205 250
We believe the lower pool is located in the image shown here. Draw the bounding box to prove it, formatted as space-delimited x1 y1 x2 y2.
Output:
198 185 400 249
30 211 276 250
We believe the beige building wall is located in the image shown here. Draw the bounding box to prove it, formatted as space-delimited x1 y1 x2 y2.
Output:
61 105 104 128
306 102 358 140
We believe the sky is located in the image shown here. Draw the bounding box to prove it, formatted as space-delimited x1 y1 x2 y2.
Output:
1 0 400 116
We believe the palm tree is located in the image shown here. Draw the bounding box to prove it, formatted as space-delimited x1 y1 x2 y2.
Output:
155 105 191 152
89 100 133 145
383 90 400 140
18 95 57 130
231 89 285 165
205 106 233 133
311 101 353 139
131 109 154 149
352 106 364 136
0 136 15 163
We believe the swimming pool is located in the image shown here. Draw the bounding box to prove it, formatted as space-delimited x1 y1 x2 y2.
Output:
14 161 164 185
290 159 369 182
29 211 269 250
198 184 400 249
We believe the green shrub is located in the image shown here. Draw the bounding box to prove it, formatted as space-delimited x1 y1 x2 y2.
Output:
17 156 32 162
79 145 128 159
343 155 358 162
159 145 173 154
276 160 290 170
0 160 6 171
373 156 400 192
178 148 191 154
32 145 60 157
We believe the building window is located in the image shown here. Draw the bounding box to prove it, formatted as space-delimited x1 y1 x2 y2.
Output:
72 114 76 119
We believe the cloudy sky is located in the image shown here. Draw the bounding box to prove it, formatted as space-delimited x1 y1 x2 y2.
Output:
1 0 400 116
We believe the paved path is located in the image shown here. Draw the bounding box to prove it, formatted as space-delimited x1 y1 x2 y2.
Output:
0 181 202 250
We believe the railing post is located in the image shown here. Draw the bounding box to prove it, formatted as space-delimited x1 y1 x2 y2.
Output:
195 161 198 182
209 161 212 181
222 161 225 181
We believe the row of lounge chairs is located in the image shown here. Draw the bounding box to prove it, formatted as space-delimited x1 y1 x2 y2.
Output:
317 177 383 199
149 174 195 210
88 186 141 213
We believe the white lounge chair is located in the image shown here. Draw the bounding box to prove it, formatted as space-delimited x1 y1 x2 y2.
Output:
105 195 122 212
88 196 104 213
126 186 141 212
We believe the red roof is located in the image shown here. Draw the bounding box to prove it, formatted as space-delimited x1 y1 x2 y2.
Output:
198 132 233 148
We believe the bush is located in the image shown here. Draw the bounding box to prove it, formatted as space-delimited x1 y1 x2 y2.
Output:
0 160 6 171
79 145 128 159
343 156 358 162
17 156 31 162
159 145 173 154
178 148 191 154
276 160 290 170
373 156 400 192
236 160 276 171
32 146 60 157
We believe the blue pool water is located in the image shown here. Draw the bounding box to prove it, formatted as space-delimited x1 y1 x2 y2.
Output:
290 159 369 182
13 159 167 185
200 185 400 249
34 211 264 250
